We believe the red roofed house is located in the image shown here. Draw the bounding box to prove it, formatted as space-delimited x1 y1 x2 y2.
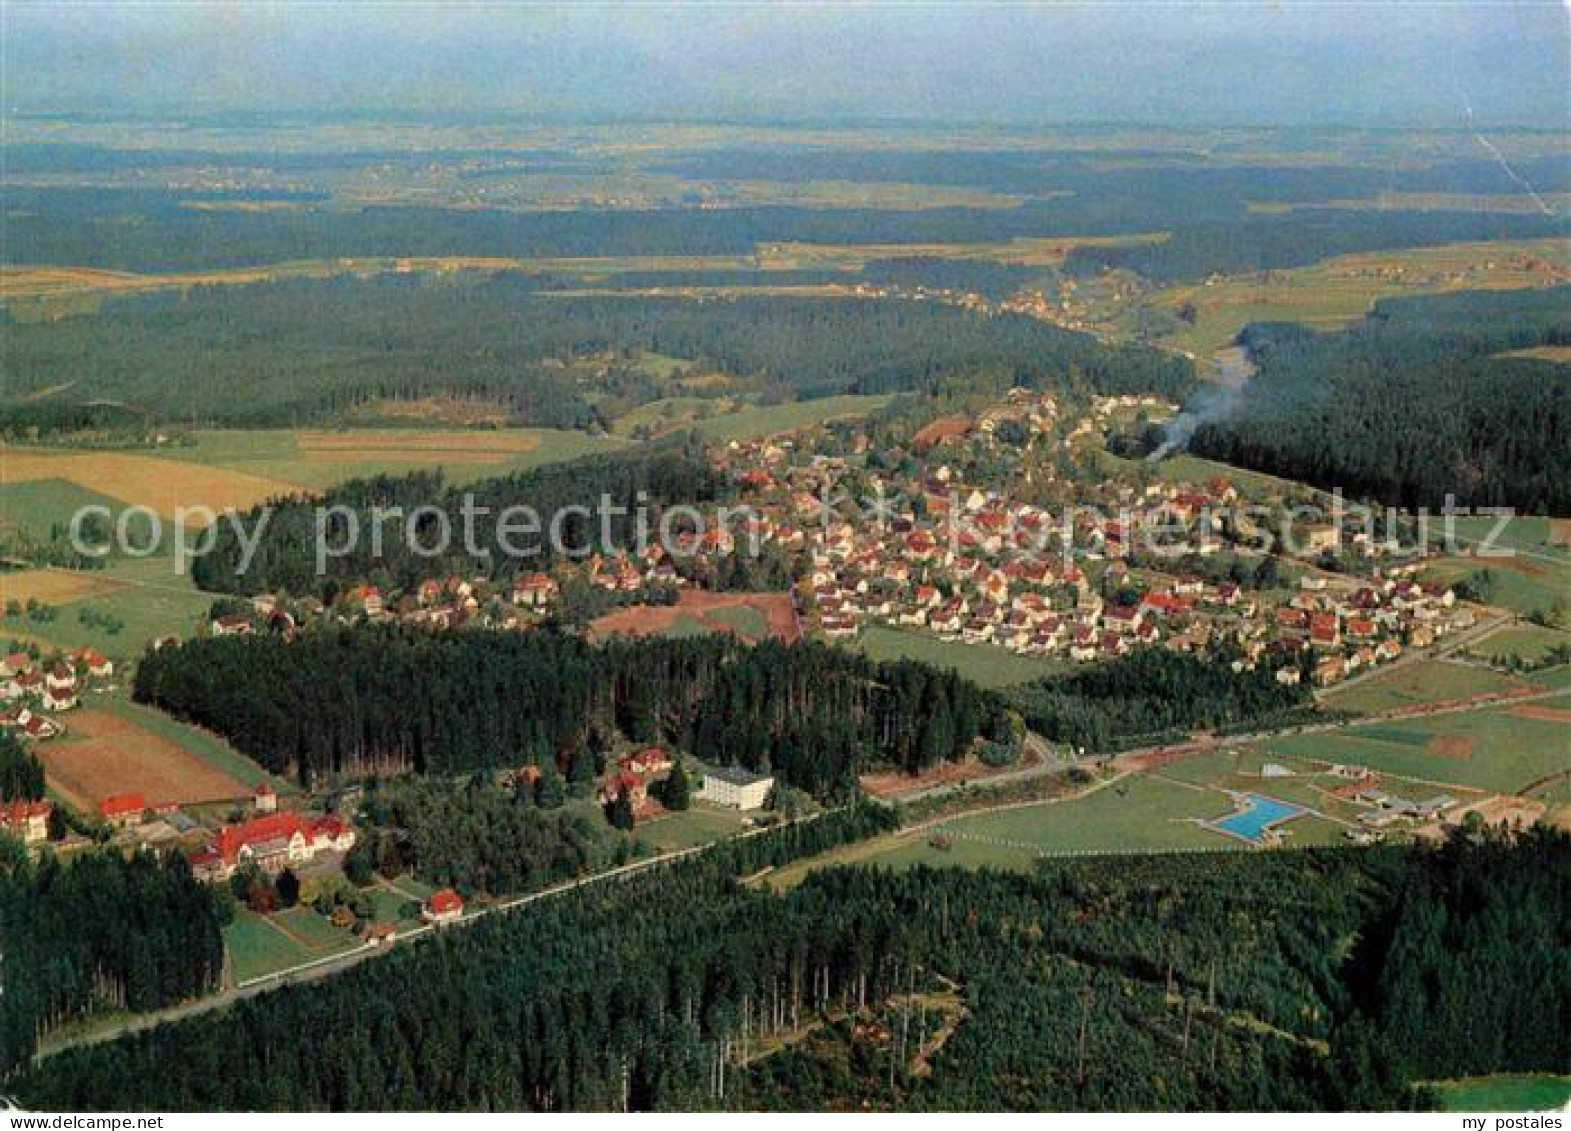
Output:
205 812 357 880
1 799 51 844
598 772 648 807
423 888 464 925
620 746 673 776
1310 613 1341 647
101 793 147 828
74 648 114 679
1140 591 1190 618
253 782 278 814
43 684 77 712
512 573 560 609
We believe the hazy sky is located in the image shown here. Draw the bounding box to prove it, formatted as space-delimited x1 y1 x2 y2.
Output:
5 2 1567 128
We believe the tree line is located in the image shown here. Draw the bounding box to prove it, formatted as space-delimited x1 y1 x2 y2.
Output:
133 627 1010 796
5 273 1197 429
190 445 725 596
1007 648 1314 754
12 826 1561 1111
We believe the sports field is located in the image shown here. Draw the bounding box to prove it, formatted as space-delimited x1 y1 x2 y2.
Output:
766 774 1249 890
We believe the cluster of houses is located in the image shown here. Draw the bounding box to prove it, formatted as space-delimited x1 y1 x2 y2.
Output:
589 745 775 814
217 572 575 637
594 744 677 813
0 648 114 738
1277 572 1471 687
707 392 1471 688
1326 765 1458 839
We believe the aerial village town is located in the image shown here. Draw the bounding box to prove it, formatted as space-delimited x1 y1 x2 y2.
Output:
2 385 1492 901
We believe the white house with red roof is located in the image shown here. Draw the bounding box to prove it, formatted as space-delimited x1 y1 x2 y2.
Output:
1 800 51 844
423 888 464 924
196 811 356 880
101 793 147 828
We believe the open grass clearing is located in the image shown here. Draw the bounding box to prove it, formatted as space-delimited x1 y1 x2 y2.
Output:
1321 659 1536 715
1431 1074 1571 1113
634 804 749 853
849 625 1066 689
37 704 255 813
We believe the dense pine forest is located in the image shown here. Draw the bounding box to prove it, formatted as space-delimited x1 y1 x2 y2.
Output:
0 847 226 1073
133 628 1009 795
0 731 46 803
2 276 1194 427
11 828 1564 1111
1191 287 1571 514
190 446 729 596
350 775 620 897
1007 649 1315 753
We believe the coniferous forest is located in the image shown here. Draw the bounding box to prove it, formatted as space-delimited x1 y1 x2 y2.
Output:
1191 287 1571 514
133 628 1009 796
9 827 1564 1111
1008 649 1316 754
190 446 728 596
0 848 226 1073
1 278 1196 428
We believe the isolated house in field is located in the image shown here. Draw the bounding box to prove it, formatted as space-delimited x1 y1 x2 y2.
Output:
698 766 774 811
253 782 278 814
423 888 464 925
1 800 51 844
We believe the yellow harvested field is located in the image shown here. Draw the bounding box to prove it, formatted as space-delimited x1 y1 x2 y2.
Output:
0 569 127 606
1498 345 1571 363
0 449 298 521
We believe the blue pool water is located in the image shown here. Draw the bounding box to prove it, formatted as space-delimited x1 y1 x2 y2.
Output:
1210 794 1305 844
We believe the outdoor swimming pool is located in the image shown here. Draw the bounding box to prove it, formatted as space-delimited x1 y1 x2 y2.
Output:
1209 794 1306 844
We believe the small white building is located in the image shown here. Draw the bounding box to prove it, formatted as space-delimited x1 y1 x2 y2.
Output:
699 766 775 811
